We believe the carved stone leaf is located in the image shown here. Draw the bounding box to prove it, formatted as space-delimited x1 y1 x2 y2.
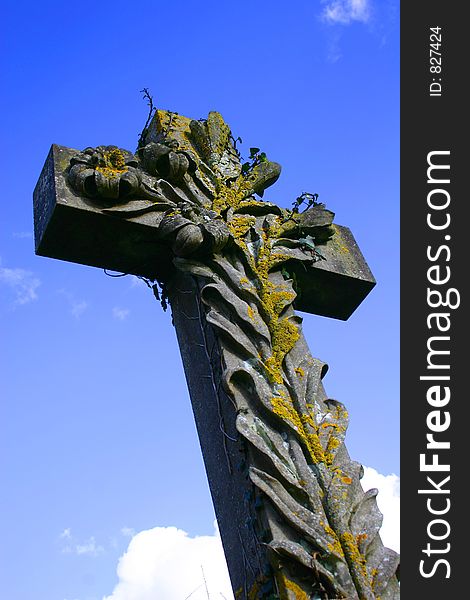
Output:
324 460 365 528
349 488 383 553
244 160 282 198
267 540 351 599
135 109 399 597
206 111 231 157
270 244 318 265
367 546 400 598
201 282 271 348
158 179 190 205
318 399 350 465
102 199 173 218
202 219 230 253
93 170 122 199
236 414 301 488
205 309 260 359
159 214 191 238
173 257 215 279
189 119 211 162
304 357 329 401
206 254 266 312
223 363 274 414
249 467 345 561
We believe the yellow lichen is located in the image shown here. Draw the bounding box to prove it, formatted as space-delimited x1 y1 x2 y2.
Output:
325 435 341 465
228 214 256 239
271 394 303 431
321 520 344 557
96 148 128 178
275 573 309 600
341 531 367 579
264 318 300 384
271 393 326 464
212 175 253 213
247 581 260 600
327 539 345 557
321 422 342 430
204 146 351 474
229 214 300 387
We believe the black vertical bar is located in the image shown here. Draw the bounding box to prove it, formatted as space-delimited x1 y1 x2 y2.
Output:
401 4 466 598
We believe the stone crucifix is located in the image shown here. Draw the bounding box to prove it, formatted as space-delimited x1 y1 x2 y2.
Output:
33 109 399 599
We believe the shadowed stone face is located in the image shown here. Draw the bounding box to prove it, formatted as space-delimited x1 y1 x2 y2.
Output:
33 110 398 600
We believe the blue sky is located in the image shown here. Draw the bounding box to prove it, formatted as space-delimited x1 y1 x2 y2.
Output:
0 1 399 598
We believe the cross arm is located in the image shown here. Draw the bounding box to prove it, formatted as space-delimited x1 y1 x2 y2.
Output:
34 117 375 320
288 224 375 319
33 144 174 282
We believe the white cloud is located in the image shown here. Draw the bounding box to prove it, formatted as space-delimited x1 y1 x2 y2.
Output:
58 289 89 319
60 528 72 540
59 530 104 557
71 300 89 319
112 307 130 321
0 263 40 305
321 0 371 25
120 527 135 538
361 466 400 553
103 523 233 600
130 276 148 289
75 537 104 556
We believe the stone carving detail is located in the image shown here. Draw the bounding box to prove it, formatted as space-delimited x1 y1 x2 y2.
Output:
66 111 399 598
68 146 141 203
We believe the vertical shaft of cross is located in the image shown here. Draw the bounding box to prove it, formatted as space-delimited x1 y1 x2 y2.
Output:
168 270 268 596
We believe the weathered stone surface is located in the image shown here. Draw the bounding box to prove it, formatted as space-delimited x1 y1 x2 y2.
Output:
291 224 375 319
34 145 173 281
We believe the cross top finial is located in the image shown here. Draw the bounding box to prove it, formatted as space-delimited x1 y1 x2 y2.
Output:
64 108 336 270
67 110 283 211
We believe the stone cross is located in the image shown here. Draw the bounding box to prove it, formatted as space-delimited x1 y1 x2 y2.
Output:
33 110 399 599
